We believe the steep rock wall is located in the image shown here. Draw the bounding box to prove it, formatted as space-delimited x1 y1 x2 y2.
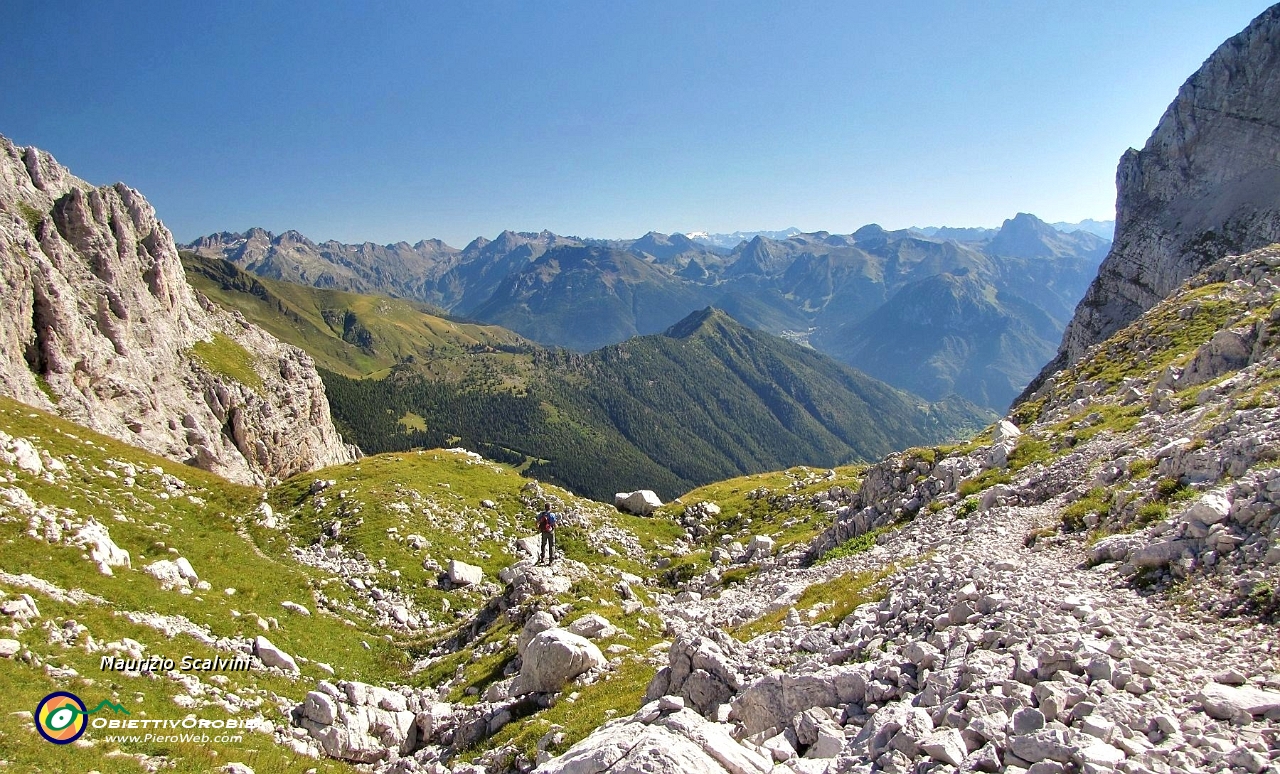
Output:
0 136 353 484
1026 6 1280 400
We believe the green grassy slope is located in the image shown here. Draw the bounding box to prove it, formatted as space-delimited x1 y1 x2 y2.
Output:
570 308 990 473
0 393 724 771
0 396 391 773
183 252 530 379
317 366 693 500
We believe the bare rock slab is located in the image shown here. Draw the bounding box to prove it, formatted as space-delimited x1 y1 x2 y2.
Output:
1199 681 1280 719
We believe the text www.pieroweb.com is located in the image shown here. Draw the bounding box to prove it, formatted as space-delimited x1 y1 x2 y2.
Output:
95 731 244 744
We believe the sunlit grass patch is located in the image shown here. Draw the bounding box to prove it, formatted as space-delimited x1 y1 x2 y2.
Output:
732 566 893 640
190 333 264 393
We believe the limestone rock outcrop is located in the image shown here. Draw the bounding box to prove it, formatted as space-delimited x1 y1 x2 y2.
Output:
1029 6 1280 396
535 702 773 774
615 490 663 516
0 136 353 484
296 681 423 764
513 629 605 695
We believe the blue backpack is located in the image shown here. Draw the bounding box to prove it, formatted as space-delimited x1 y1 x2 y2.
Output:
538 511 557 532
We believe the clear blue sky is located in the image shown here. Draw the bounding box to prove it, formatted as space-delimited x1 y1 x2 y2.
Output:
2 1 1272 247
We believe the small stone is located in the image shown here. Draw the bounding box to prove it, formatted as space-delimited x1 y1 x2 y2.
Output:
1151 713 1180 736
919 728 966 766
281 601 311 616
969 742 1002 772
1214 669 1247 686
1012 707 1046 734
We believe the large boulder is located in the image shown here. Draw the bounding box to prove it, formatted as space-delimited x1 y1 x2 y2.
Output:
513 629 605 695
537 703 772 774
1199 682 1280 719
447 559 483 587
615 490 663 516
254 635 300 673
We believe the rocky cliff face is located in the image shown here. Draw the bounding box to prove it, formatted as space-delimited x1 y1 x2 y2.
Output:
0 136 353 484
1041 6 1280 387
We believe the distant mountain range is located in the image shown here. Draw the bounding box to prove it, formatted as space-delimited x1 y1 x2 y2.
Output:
911 218 1114 241
1048 219 1114 239
187 212 1109 411
685 228 804 249
685 220 1113 247
183 253 990 499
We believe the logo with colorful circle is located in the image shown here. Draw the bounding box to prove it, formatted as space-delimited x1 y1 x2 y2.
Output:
34 692 129 744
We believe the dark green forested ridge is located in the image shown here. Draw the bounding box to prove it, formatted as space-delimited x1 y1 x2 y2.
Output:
320 309 991 501
185 255 992 501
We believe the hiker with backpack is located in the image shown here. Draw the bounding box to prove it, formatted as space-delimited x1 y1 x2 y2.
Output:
536 503 558 565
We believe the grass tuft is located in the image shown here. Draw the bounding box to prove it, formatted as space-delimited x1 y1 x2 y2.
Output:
816 524 896 564
1061 486 1110 532
190 333 265 393
957 469 1011 498
17 201 43 232
733 566 893 640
